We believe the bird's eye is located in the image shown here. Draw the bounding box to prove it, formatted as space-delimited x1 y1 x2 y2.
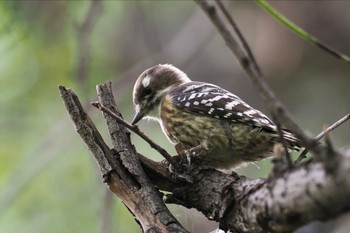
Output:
144 87 152 96
144 73 147 78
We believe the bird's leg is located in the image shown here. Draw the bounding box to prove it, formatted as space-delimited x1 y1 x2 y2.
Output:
164 143 186 174
187 141 210 157
162 143 192 183
183 141 210 170
166 142 211 183
172 143 188 171
172 141 211 173
175 143 186 156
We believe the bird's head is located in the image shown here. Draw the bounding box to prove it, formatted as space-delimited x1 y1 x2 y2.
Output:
131 64 191 125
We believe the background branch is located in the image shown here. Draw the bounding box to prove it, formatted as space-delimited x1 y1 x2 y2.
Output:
195 0 320 152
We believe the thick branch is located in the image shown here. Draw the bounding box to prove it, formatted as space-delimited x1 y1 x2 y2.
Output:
143 149 349 233
59 85 112 175
61 82 350 233
59 85 188 233
225 153 350 233
91 101 178 168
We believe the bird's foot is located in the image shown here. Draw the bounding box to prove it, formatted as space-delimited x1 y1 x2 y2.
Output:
183 141 210 171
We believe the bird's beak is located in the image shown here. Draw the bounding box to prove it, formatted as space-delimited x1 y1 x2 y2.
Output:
131 107 146 125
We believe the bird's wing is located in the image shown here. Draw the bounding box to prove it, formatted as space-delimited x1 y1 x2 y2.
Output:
169 82 276 132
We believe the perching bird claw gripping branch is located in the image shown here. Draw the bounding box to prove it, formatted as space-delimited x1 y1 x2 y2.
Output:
60 81 350 233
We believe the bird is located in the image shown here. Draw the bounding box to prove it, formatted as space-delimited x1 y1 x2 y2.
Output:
131 64 301 169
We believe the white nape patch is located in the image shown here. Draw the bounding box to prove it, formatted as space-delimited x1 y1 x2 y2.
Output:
142 75 151 88
225 100 240 110
185 102 191 107
159 64 191 83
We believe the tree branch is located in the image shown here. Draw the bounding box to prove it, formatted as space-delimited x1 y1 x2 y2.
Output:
91 100 178 168
315 113 350 141
140 138 350 233
141 142 350 233
195 0 322 154
59 84 189 233
60 81 350 233
295 113 350 165
60 2 350 231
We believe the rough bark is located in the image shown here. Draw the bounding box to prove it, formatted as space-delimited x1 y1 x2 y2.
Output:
59 84 189 233
59 1 350 232
59 83 350 233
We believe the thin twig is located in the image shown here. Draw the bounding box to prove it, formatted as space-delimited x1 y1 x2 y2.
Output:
315 113 350 141
196 0 316 150
91 101 178 168
216 0 296 166
295 113 350 165
324 129 335 156
274 119 293 167
215 0 259 69
198 0 312 164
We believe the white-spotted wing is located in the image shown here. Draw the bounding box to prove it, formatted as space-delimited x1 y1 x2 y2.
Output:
169 82 276 132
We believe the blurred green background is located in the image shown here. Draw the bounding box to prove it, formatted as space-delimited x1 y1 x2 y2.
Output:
0 1 349 233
